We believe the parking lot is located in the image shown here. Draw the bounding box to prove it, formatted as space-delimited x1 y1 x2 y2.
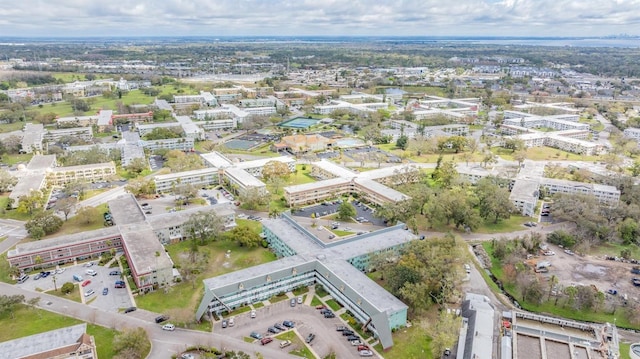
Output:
215 297 377 358
294 200 385 227
16 261 134 313
342 146 401 164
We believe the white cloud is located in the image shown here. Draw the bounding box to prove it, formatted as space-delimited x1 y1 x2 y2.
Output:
1 0 639 37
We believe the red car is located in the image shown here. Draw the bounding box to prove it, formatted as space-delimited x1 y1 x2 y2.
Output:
316 305 326 310
358 345 370 351
260 337 273 345
81 280 91 287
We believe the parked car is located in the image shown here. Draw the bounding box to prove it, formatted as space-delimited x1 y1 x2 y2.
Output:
55 267 66 274
359 350 374 357
102 287 108 295
250 309 257 318
324 312 335 318
268 326 280 334
357 345 370 351
606 289 618 295
84 289 95 297
297 296 303 304
86 269 97 276
316 305 326 310
221 320 228 328
40 271 51 278
181 354 194 359
631 267 640 275
336 326 348 332
73 274 83 282
162 324 175 331
250 332 262 340
632 278 640 287
279 340 292 348
155 315 170 323
115 280 126 288
260 337 273 345
351 340 364 346
33 273 42 280
228 317 235 327
305 333 316 344
124 307 137 313
290 298 296 307
347 335 360 341
342 330 354 336
274 323 286 331
109 270 121 276
283 320 295 328
81 280 91 287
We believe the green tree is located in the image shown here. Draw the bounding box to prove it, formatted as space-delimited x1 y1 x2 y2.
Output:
0 169 17 193
125 177 156 196
25 212 63 237
75 206 100 225
431 158 458 188
476 177 516 223
143 127 183 140
0 294 25 319
125 157 148 174
164 150 204 172
226 226 262 247
336 202 356 220
238 187 269 210
395 135 408 150
54 197 77 221
61 282 74 294
183 210 224 245
17 190 44 215
112 327 150 359
262 160 291 181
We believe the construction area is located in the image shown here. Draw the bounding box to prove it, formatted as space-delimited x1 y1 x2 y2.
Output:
503 311 619 359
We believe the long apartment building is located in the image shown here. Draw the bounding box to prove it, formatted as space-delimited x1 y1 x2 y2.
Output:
153 152 295 196
47 162 116 186
284 160 416 207
44 126 93 142
7 194 235 290
196 214 414 350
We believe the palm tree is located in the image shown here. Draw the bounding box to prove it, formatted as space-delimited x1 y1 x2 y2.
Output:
547 275 558 301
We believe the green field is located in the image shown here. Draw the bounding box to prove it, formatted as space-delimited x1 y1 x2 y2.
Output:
0 305 122 359
491 146 600 162
373 324 433 359
135 228 276 317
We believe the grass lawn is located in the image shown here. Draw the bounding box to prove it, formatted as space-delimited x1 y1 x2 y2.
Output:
373 324 433 359
275 330 316 358
293 286 310 295
315 285 329 298
0 195 35 221
1 153 34 165
310 296 322 307
136 234 277 316
47 286 83 303
289 164 317 185
0 121 26 133
254 302 264 309
589 242 640 259
270 292 289 304
325 299 342 311
0 305 122 359
29 90 158 118
46 203 109 238
491 147 600 162
620 343 631 359
474 215 531 234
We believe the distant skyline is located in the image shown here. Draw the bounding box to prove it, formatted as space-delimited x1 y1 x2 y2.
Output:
1 0 639 38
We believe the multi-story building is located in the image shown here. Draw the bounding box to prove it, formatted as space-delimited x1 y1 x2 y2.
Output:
0 324 98 359
142 137 195 152
154 168 220 193
21 123 45 153
624 127 640 142
47 162 116 186
7 194 235 290
44 126 93 143
196 214 414 350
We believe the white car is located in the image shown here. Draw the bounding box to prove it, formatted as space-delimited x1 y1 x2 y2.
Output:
250 310 256 318
55 267 66 274
84 289 95 297
464 264 471 274
228 317 235 327
162 324 175 331
297 296 303 304
86 269 97 276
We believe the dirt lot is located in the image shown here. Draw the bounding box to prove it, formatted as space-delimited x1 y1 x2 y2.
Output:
532 243 639 306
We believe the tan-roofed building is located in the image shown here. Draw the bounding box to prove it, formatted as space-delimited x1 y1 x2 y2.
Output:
272 134 334 154
0 323 97 359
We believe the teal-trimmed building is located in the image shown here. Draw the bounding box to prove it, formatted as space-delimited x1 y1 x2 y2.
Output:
195 213 416 349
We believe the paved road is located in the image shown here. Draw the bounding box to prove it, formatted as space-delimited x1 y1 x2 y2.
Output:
0 218 28 255
0 283 297 358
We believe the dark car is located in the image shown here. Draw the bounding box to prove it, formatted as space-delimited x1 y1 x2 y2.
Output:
336 326 348 332
221 320 228 328
40 271 51 278
124 307 137 313
109 270 121 276
320 308 331 314
283 321 295 328
155 315 170 323
267 326 280 334
250 332 262 340
305 333 316 344
632 267 640 275
347 335 360 341
102 287 108 296
274 323 286 331
324 312 335 318
342 330 354 336
115 280 126 288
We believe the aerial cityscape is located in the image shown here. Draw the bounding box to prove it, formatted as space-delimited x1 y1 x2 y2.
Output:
2 2 640 359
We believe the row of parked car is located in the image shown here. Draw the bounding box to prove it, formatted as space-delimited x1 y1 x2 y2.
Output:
249 320 296 346
334 325 373 357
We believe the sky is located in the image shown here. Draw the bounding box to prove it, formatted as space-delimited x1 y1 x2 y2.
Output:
1 0 639 38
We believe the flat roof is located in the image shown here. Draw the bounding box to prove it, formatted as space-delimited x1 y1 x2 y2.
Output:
175 115 201 134
154 99 173 111
9 173 47 203
120 223 173 275
26 154 56 171
108 194 146 225
137 122 180 130
284 177 351 194
8 226 121 258
234 156 295 170
354 178 410 202
312 159 358 178
358 164 421 181
0 323 87 359
146 204 235 229
97 110 112 126
200 152 234 168
224 167 267 188
154 167 218 182
459 293 495 359
51 162 114 172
